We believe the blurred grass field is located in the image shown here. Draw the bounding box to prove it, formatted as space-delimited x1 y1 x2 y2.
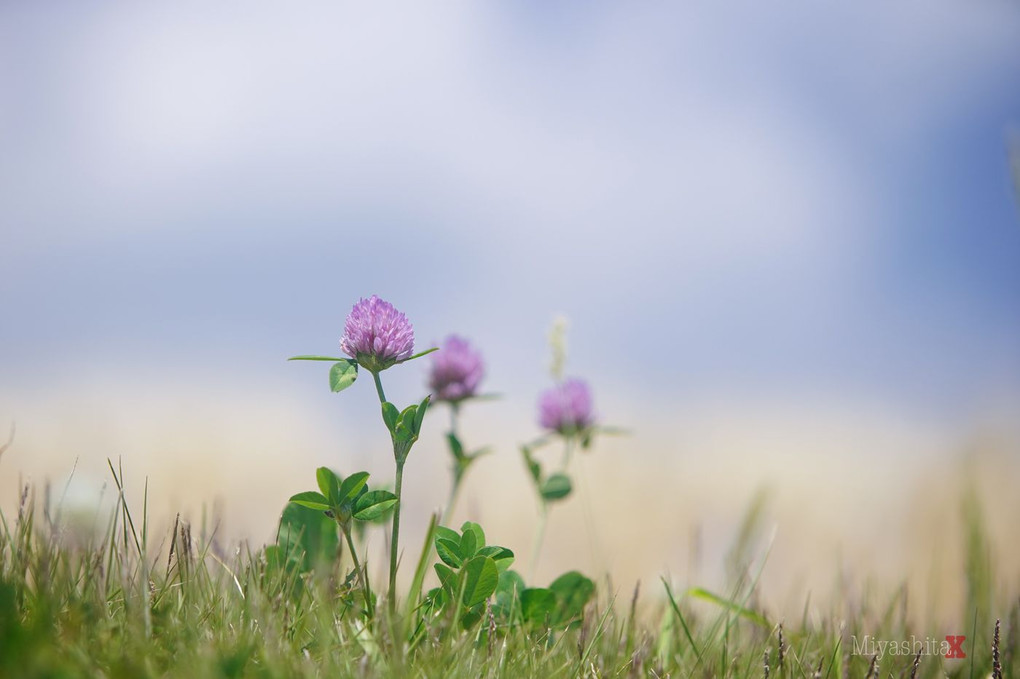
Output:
2 386 1018 677
2 438 1017 678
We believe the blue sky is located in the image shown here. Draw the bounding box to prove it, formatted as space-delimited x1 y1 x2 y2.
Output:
2 1 1020 445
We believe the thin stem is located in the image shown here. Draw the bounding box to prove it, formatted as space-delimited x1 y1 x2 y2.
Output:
449 402 459 432
561 435 576 471
342 527 372 616
442 477 461 526
372 370 387 404
442 403 462 525
389 459 405 615
530 435 573 580
529 502 548 581
367 369 400 615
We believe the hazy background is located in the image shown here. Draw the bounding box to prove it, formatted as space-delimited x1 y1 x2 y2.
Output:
2 2 1020 623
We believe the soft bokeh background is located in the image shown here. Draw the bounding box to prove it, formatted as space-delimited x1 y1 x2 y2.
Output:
2 2 1020 624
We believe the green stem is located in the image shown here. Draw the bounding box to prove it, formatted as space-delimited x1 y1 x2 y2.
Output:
449 402 459 432
561 435 576 471
442 477 461 526
372 370 387 404
342 527 372 616
389 459 405 614
529 502 549 581
442 403 462 525
529 435 574 580
368 369 401 615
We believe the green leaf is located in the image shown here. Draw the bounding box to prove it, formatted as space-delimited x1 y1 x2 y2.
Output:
435 526 461 545
316 467 341 504
338 471 369 503
413 395 430 434
277 502 339 573
460 521 485 553
686 587 771 628
494 569 526 619
395 405 418 442
447 432 465 460
423 586 447 614
352 490 397 520
549 571 595 624
381 401 399 433
329 360 358 393
459 530 477 560
459 608 483 629
521 446 541 484
521 588 557 624
398 347 439 363
434 562 458 592
288 491 330 511
288 355 348 361
496 569 525 595
436 537 463 568
461 555 499 608
540 473 572 501
476 546 515 572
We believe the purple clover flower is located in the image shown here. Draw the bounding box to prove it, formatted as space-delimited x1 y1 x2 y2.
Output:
340 295 415 372
538 378 595 435
428 335 485 403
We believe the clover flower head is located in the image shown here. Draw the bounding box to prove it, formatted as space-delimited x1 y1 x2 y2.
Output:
428 335 484 403
538 378 595 435
340 295 415 372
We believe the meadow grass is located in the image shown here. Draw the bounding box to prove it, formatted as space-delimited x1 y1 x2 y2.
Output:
0 464 1015 679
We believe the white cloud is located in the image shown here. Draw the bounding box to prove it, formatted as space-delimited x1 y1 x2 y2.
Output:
3 1 1016 259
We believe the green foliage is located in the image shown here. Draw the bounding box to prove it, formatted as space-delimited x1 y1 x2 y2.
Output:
288 491 330 511
425 522 514 628
461 556 500 608
540 473 572 501
399 347 440 363
549 571 595 623
494 569 526 619
521 587 557 624
381 401 400 432
288 355 359 393
328 359 359 392
423 521 595 638
445 432 489 487
517 571 595 628
521 443 573 505
381 396 430 463
284 468 397 617
338 471 369 504
317 466 340 502
1 484 1017 679
276 502 339 573
352 491 397 520
4 450 1016 679
290 468 394 528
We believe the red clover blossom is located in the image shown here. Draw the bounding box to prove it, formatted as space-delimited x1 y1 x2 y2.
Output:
538 378 595 435
428 335 485 403
340 295 415 372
